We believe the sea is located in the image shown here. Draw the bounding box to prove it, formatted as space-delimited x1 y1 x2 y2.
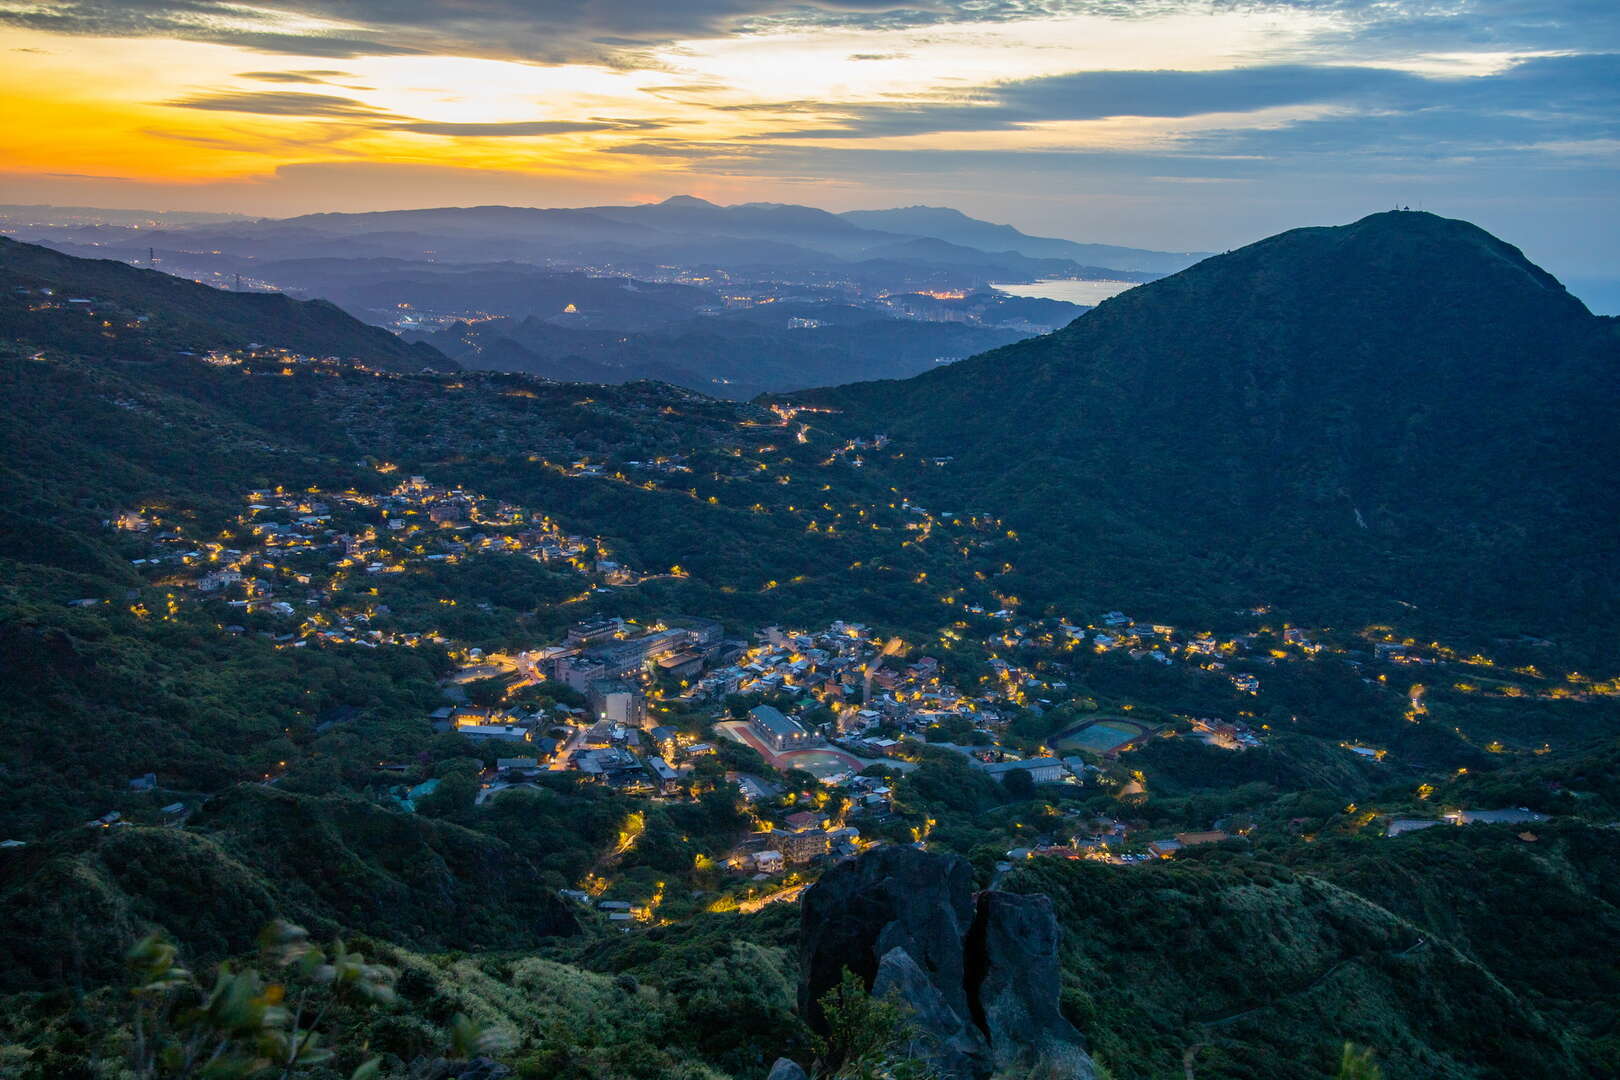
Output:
989 279 1139 305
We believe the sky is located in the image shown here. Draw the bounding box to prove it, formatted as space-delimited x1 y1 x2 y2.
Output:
1 0 1616 285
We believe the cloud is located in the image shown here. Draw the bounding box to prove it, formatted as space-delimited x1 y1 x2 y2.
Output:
589 52 1620 190
236 69 353 83
1172 53 1620 159
754 65 1428 140
159 88 668 139
163 90 391 119
1301 0 1620 56
2 0 1614 75
0 0 954 63
388 118 664 136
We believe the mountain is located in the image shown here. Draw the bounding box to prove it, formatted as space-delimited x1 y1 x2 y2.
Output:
5 216 1620 1080
0 204 248 227
583 195 875 254
0 236 450 370
1011 836 1613 1080
0 784 580 991
7 196 1179 285
840 205 1203 273
794 211 1620 644
852 234 1152 281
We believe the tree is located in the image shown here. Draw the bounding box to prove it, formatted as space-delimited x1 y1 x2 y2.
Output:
809 969 939 1080
1336 1043 1382 1080
1001 768 1036 801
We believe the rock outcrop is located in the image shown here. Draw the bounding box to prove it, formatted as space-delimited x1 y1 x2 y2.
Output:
765 1058 809 1080
798 846 1095 1079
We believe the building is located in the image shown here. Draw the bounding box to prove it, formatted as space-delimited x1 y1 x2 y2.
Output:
783 810 822 832
983 757 1065 785
558 655 609 692
656 649 706 680
457 724 531 743
566 619 625 646
429 498 470 524
648 725 680 757
1445 808 1548 826
749 705 811 751
587 628 693 678
773 827 830 865
590 679 646 727
574 746 650 791
647 756 682 795
1387 818 1444 837
197 569 241 592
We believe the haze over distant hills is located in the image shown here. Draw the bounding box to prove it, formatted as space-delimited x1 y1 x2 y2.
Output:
5 196 1189 396
839 205 1200 272
1 196 1189 280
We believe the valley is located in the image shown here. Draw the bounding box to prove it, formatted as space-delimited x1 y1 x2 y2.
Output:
1 210 1617 1080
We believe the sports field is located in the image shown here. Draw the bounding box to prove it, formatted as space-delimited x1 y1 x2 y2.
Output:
1054 718 1151 755
778 748 864 778
715 721 865 778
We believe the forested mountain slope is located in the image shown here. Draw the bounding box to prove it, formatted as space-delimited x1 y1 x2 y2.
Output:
797 212 1620 643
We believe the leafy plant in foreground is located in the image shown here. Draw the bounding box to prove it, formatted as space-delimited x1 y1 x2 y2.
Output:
124 919 396 1079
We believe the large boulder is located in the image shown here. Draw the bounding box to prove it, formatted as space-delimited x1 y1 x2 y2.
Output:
797 846 1095 1079
970 891 1095 1079
798 845 979 1028
765 1058 808 1080
873 946 990 1077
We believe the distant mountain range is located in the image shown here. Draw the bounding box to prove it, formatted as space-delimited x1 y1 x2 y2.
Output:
9 197 1161 396
797 211 1620 640
2 196 1193 285
839 205 1200 272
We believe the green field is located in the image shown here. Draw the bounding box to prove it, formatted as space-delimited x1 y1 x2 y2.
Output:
1055 718 1151 755
778 748 864 778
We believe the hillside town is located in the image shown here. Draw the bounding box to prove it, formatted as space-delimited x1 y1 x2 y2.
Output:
88 461 1606 914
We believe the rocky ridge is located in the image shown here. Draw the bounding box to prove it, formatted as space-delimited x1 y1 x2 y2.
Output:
795 846 1095 1079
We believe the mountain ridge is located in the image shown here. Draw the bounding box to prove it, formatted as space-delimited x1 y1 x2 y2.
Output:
0 235 452 371
792 210 1620 640
840 204 1202 272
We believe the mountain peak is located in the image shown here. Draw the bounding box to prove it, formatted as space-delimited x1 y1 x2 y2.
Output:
657 195 718 208
799 211 1617 632
1194 209 1582 315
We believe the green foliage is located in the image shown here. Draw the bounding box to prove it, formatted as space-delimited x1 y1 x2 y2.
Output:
1002 853 1589 1079
123 919 395 1079
1337 1043 1383 1080
0 788 580 992
810 969 938 1080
